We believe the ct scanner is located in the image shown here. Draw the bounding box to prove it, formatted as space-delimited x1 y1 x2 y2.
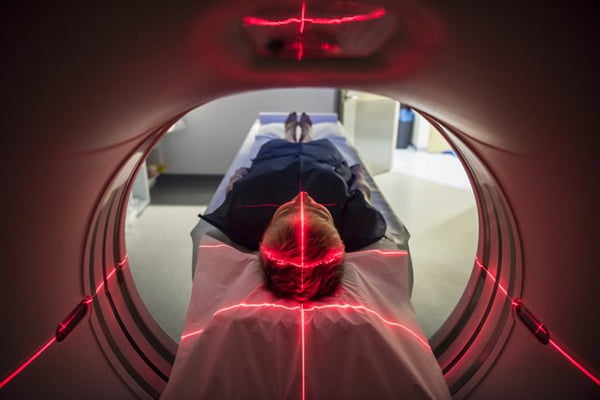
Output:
1 1 598 398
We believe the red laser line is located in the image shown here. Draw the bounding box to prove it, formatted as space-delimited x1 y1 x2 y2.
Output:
549 339 600 386
297 39 304 61
534 322 545 335
242 8 386 27
208 302 429 349
299 1 306 34
199 244 235 250
353 249 408 256
93 256 128 298
304 304 430 349
300 303 306 400
476 257 600 386
1 256 129 391
300 192 306 291
181 329 205 341
297 1 305 61
214 302 301 315
0 336 57 389
57 308 80 335
262 248 343 269
475 258 512 301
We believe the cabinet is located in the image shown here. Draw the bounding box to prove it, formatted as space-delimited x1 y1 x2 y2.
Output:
125 117 186 226
126 160 151 227
341 90 399 175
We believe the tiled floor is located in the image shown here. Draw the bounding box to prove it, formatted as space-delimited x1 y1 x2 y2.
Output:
376 149 477 338
125 176 220 341
126 148 478 341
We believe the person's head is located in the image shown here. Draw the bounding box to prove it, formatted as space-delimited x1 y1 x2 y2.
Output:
259 192 345 302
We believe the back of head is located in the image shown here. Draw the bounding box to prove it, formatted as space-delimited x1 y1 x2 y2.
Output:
260 215 345 302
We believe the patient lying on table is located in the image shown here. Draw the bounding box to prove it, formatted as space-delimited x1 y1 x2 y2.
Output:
161 112 451 400
201 111 387 301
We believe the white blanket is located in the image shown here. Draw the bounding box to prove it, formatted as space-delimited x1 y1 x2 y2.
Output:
162 236 450 399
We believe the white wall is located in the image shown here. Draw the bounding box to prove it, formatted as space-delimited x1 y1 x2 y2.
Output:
160 88 337 175
411 112 431 150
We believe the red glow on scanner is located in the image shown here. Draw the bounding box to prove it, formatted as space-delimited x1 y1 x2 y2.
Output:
0 337 57 389
244 2 386 61
243 7 386 27
299 1 306 34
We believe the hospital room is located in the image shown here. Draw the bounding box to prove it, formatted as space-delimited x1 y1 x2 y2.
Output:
1 1 598 399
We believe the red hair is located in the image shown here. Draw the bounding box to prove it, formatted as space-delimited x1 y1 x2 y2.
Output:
259 214 345 302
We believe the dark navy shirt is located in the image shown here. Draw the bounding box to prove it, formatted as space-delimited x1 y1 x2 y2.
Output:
200 139 386 251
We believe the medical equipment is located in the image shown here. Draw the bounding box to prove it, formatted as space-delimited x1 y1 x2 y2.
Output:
2 1 598 398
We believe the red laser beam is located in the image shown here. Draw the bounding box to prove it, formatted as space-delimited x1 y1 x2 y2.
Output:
549 339 600 386
242 8 386 27
261 248 343 269
0 336 57 389
208 302 429 349
181 329 205 341
475 258 599 387
299 1 306 34
199 244 235 250
93 255 128 298
353 249 408 256
0 255 128 391
300 191 306 289
300 304 306 400
214 302 301 315
182 299 431 398
304 303 430 349
474 258 513 302
243 1 386 61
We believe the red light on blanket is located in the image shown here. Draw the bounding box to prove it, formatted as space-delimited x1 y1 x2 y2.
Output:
241 1 395 60
304 303 430 349
300 304 307 400
208 301 429 349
